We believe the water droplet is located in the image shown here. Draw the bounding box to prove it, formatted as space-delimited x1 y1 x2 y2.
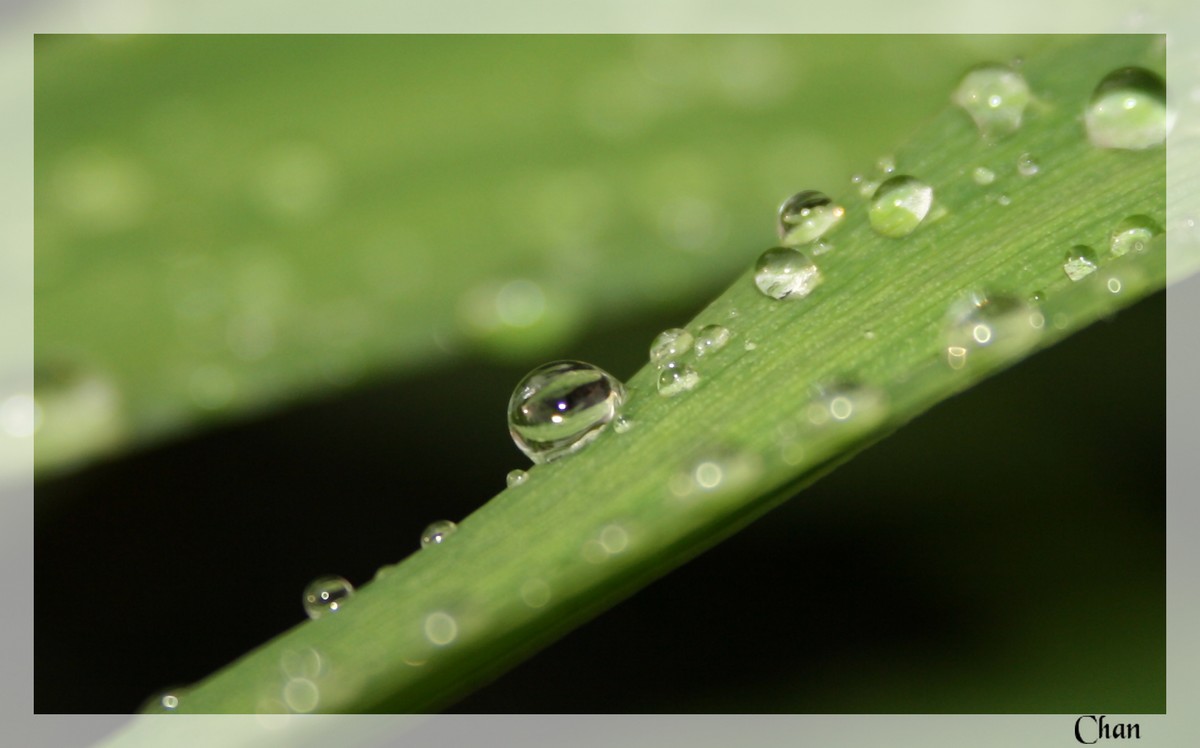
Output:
520 579 552 608
876 155 896 174
649 328 694 367
302 575 354 619
613 414 634 433
803 382 887 429
1063 246 1099 281
1085 67 1168 150
420 520 458 548
657 364 700 397
506 469 528 488
1016 152 1040 177
282 677 320 713
851 173 880 198
943 290 1041 370
424 611 458 646
140 688 185 713
693 324 732 357
951 63 1031 137
1110 214 1162 256
508 361 625 464
971 166 996 185
776 190 844 246
869 176 934 237
669 448 762 499
280 648 325 680
1030 290 1046 303
743 339 757 351
996 194 1012 207
599 524 630 554
811 238 835 255
753 246 823 300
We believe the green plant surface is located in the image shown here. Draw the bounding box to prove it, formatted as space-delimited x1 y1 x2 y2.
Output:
92 33 1167 737
31 34 1054 476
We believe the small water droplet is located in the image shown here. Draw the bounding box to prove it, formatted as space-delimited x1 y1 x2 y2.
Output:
657 364 700 397
753 246 823 300
282 677 320 713
280 648 325 680
863 330 877 340
996 194 1012 206
811 238 835 255
1110 214 1162 256
693 324 732 357
804 382 888 429
508 361 625 464
1085 67 1168 150
613 414 634 433
140 688 185 713
506 469 528 487
943 290 1041 370
424 611 458 646
649 328 694 367
1063 246 1099 281
869 176 934 237
302 575 354 619
876 155 896 174
743 339 757 351
669 448 762 499
599 524 630 554
1016 152 1040 176
520 579 552 608
971 166 996 185
952 63 1031 137
420 520 458 548
776 190 845 246
851 173 879 198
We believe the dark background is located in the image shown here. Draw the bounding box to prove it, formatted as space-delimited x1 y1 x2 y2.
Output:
36 291 1165 714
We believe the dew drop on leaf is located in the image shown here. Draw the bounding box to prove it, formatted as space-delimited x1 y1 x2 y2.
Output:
302 575 354 619
868 176 934 238
1085 67 1168 150
1110 215 1162 256
1063 246 1099 281
649 328 694 367
507 361 625 464
753 247 823 300
657 363 700 397
420 520 458 547
776 190 844 246
693 324 732 357
951 63 1031 138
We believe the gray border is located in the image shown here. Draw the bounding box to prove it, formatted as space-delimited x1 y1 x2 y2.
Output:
6 2 1195 747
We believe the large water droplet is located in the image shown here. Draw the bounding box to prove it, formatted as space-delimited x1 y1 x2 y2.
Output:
776 190 844 246
657 363 700 397
649 328 694 367
693 324 732 357
1063 246 1099 281
508 361 625 464
951 63 1032 137
1110 215 1162 256
1085 67 1168 150
420 520 458 548
943 291 1041 370
869 176 933 238
753 247 823 300
302 575 354 619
